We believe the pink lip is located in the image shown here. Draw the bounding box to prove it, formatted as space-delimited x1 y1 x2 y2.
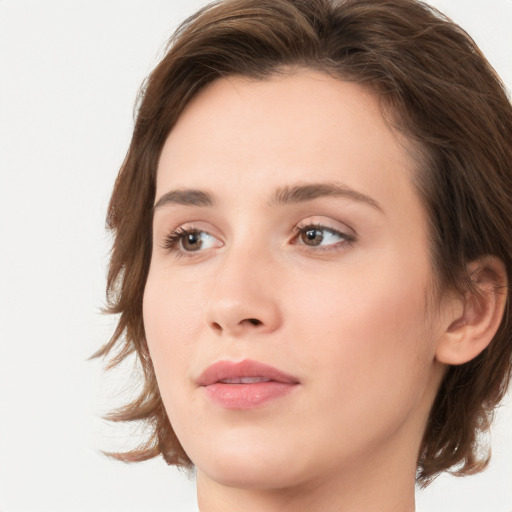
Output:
198 359 300 409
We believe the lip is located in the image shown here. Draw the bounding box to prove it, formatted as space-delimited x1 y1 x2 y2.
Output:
198 359 300 409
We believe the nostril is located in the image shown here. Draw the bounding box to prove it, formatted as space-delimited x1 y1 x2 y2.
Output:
211 321 222 332
209 318 263 334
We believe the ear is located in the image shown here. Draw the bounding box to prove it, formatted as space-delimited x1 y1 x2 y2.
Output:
435 256 508 366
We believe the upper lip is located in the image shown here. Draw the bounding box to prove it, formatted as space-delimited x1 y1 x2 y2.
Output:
197 359 300 386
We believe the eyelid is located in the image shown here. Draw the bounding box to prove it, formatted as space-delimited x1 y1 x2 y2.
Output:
294 217 356 237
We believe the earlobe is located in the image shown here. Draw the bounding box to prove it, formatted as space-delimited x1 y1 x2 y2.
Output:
435 256 508 366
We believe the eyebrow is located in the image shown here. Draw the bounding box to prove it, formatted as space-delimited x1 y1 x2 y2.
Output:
153 182 382 212
270 182 383 212
153 189 214 210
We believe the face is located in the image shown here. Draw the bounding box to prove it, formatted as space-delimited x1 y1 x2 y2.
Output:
143 71 446 492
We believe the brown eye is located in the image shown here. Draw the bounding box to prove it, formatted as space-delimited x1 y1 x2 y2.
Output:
181 231 203 251
301 228 324 246
163 227 221 254
294 224 353 249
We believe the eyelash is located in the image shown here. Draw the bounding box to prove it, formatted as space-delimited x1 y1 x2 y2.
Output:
161 226 208 258
161 222 355 258
163 226 192 248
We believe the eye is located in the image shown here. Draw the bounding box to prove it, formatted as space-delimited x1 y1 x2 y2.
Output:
163 226 221 254
293 223 354 249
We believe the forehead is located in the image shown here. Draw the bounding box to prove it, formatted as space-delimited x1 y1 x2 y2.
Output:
156 70 421 217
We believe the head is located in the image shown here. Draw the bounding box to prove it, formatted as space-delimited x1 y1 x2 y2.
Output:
95 0 512 488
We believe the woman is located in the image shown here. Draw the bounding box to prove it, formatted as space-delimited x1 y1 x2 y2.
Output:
94 0 512 510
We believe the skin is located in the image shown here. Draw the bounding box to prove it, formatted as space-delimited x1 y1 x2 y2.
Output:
143 70 457 512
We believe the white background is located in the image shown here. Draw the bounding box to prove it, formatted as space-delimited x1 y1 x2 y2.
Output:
0 1 511 511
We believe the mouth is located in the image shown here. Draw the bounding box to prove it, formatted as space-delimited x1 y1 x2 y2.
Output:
197 359 300 409
218 376 273 384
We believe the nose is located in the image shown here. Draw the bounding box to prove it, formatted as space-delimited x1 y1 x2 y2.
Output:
204 246 282 338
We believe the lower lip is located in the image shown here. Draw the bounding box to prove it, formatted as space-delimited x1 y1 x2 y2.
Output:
203 382 297 409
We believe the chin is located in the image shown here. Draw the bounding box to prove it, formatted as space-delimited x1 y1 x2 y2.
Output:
201 462 302 491
191 435 310 490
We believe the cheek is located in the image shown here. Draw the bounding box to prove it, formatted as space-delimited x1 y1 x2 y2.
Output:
142 268 206 395
284 252 436 404
278 261 437 466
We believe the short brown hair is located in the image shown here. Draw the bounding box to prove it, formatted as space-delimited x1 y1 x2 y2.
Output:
93 0 512 486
